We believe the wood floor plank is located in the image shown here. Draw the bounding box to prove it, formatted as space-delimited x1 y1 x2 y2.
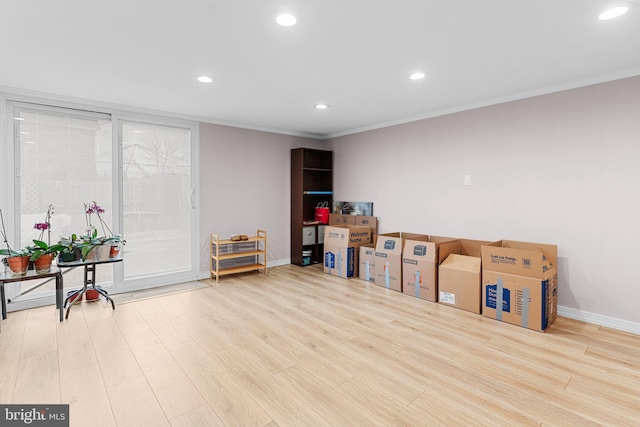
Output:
60 363 116 427
335 376 430 426
112 301 152 336
208 345 326 426
169 404 225 427
272 365 383 426
164 337 273 427
56 313 98 373
396 345 584 426
262 327 354 388
124 329 207 420
1 263 639 426
282 323 426 405
20 306 58 359
0 313 24 403
86 316 143 388
131 298 187 344
565 374 640 424
13 351 60 404
107 376 170 427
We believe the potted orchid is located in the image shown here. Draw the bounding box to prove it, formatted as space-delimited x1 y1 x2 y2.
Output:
29 239 65 273
78 201 125 260
0 208 33 276
58 233 81 262
27 204 65 273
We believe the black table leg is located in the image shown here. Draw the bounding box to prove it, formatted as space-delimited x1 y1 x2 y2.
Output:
56 272 63 322
1 282 6 320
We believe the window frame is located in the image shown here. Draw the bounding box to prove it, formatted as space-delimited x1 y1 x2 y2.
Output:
1 93 200 311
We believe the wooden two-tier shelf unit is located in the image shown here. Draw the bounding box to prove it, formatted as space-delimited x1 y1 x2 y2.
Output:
210 229 267 282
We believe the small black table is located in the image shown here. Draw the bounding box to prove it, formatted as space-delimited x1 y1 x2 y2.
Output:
0 268 64 327
57 256 123 319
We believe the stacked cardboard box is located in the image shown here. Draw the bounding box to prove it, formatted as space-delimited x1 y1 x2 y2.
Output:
402 236 460 302
329 214 377 237
481 240 558 332
323 224 372 279
329 214 355 225
438 239 500 313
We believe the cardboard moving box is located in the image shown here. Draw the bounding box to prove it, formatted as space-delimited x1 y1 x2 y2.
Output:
323 225 372 279
438 254 482 313
438 239 500 313
373 232 426 292
374 233 405 292
330 214 378 238
329 214 356 226
481 240 558 332
402 236 460 301
482 269 557 332
480 240 557 279
359 243 376 282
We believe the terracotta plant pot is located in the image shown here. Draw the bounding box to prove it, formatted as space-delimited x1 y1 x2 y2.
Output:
7 255 30 276
34 254 53 273
109 245 120 258
85 289 100 301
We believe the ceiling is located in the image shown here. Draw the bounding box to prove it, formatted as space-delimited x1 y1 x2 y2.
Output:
1 1 639 139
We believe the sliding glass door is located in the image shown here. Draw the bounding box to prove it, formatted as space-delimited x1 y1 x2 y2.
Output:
3 101 197 308
121 121 192 278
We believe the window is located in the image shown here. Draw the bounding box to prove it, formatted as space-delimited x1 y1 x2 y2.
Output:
3 100 197 309
121 121 192 278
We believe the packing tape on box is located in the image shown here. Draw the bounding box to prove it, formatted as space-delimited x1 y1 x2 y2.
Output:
521 287 530 328
414 270 420 298
385 261 390 289
338 252 343 277
365 261 371 281
496 278 503 321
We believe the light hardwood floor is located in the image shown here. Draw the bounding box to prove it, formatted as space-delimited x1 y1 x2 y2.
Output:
1 264 639 426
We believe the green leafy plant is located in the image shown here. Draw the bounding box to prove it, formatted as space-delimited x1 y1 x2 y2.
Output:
78 227 97 260
29 239 66 261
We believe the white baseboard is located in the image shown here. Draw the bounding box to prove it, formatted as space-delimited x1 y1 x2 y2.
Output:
558 305 640 335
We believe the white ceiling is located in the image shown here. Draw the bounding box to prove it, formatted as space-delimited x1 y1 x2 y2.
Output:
1 0 639 139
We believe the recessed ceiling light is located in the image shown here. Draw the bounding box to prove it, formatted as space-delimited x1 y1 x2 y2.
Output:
13 117 24 121
197 76 213 83
410 72 426 80
133 130 142 134
25 141 36 144
276 12 297 27
315 104 329 110
599 3 636 20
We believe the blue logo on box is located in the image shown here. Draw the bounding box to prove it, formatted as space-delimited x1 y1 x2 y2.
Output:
325 252 335 268
486 283 511 312
384 240 395 250
413 245 427 256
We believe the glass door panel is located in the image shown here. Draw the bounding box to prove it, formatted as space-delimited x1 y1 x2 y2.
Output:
121 121 192 278
13 106 114 298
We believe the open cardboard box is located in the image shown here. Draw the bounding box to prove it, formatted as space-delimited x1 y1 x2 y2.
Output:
402 236 460 302
481 240 558 332
438 239 500 313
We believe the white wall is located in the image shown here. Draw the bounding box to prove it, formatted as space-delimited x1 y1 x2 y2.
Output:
327 75 640 330
198 122 325 274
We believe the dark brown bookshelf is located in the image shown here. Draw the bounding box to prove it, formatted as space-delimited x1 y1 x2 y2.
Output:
291 148 333 266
